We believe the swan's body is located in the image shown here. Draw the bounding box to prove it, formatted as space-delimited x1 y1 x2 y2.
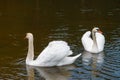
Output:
81 27 105 53
26 33 81 67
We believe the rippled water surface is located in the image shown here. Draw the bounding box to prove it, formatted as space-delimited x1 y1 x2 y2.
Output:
0 0 120 80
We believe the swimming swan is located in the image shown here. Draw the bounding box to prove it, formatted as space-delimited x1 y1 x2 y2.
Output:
81 27 105 53
25 33 81 67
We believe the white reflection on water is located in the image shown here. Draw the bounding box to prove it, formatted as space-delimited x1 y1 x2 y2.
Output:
26 65 75 80
82 51 104 66
81 51 105 79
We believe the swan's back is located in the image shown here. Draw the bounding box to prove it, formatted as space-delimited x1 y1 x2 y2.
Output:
35 41 71 66
96 33 105 52
81 31 93 52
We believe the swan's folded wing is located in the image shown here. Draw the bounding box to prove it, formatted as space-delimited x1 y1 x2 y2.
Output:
67 50 73 56
35 41 71 66
81 31 93 52
96 33 105 52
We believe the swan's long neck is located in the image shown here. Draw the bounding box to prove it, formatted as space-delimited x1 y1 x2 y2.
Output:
26 37 34 64
92 31 98 51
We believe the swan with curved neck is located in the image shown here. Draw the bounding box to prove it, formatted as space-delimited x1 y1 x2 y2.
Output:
25 33 81 67
81 27 105 53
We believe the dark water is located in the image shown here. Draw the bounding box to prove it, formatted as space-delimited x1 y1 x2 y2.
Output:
0 0 120 80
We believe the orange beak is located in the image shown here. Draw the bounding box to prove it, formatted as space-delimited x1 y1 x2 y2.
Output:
24 37 27 39
98 30 103 34
24 35 27 39
24 33 27 39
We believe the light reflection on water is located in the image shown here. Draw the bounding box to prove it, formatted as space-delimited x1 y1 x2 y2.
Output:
82 51 104 66
26 65 75 80
0 0 120 80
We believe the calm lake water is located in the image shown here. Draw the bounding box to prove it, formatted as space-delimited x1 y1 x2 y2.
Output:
0 0 120 80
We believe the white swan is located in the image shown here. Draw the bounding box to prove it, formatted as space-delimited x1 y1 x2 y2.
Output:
81 27 105 53
25 33 81 67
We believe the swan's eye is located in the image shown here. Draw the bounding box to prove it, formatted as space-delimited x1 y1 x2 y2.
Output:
96 29 99 31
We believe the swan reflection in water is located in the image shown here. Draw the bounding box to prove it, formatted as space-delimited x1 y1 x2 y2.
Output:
82 50 104 66
26 65 75 80
82 51 104 79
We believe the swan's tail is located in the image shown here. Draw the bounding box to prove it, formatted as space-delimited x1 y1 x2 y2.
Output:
72 53 81 59
57 53 81 66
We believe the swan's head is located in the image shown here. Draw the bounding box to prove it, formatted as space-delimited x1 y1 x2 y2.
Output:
25 33 33 39
92 27 102 34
